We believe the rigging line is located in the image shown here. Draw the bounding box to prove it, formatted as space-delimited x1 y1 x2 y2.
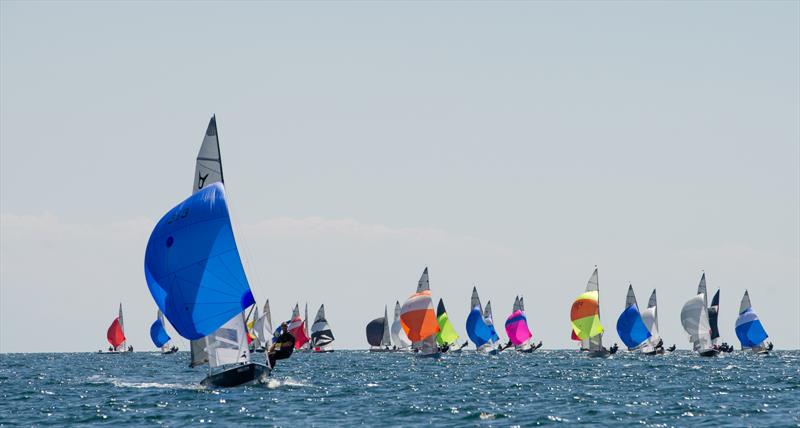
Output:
223 186 268 307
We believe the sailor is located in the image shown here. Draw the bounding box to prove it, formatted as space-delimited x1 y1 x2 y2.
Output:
667 344 677 352
267 322 296 368
609 343 619 354
766 342 774 351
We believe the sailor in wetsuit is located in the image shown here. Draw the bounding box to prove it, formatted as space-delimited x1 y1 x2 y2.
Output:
268 322 296 368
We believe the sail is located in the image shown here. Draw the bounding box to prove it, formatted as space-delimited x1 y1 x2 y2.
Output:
512 296 522 313
390 301 412 349
735 291 768 349
681 294 713 351
625 284 638 309
570 291 603 341
616 306 651 350
117 303 126 349
417 267 430 292
466 307 496 348
709 289 721 343
206 313 250 368
640 289 661 347
435 299 459 347
107 318 126 349
145 183 255 340
288 304 310 349
190 339 208 367
310 304 335 349
519 296 525 312
505 309 533 346
471 286 482 312
366 317 385 347
150 311 171 349
572 269 601 349
484 301 494 324
400 290 439 342
193 116 223 193
400 269 440 343
262 300 273 342
378 306 391 347
697 273 708 308
304 303 310 343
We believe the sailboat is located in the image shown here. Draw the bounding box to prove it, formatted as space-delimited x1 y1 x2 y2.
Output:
150 310 177 354
570 268 616 358
400 268 441 358
735 291 771 354
366 306 392 352
615 284 652 352
144 117 269 387
435 299 462 352
505 296 541 353
101 303 128 353
310 304 335 353
681 275 718 357
390 301 412 351
252 300 273 352
640 290 673 354
465 286 500 354
288 304 311 349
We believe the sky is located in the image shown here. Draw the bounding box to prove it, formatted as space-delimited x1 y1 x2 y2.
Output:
1 1 798 352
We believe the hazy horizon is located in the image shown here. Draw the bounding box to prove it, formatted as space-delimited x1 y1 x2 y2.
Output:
1 1 798 353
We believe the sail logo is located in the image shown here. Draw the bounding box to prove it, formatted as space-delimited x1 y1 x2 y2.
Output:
166 207 189 224
197 172 209 189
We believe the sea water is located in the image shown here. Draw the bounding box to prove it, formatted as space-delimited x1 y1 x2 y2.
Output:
0 350 797 426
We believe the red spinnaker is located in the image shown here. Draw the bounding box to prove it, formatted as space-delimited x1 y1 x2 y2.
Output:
289 318 310 349
107 317 126 348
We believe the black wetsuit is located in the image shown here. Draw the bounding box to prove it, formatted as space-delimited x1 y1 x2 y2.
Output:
268 332 296 367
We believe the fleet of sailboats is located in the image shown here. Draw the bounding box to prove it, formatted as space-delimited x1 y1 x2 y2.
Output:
106 116 783 388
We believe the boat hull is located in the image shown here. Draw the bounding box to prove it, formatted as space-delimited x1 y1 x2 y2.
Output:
698 349 719 357
587 349 611 358
200 363 270 388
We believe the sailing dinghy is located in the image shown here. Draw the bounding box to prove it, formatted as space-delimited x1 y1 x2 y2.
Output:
144 117 269 386
101 303 129 353
465 286 500 354
615 285 652 353
570 268 616 357
310 304 335 353
640 290 672 354
390 301 412 351
681 276 718 357
288 303 311 349
506 296 541 352
366 306 392 352
735 291 771 354
400 268 441 358
435 299 463 353
252 300 274 352
150 310 177 354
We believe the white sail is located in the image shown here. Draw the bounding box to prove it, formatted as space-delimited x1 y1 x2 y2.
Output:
697 273 708 308
640 289 661 349
380 305 392 348
681 294 713 352
739 290 752 314
118 303 126 351
303 302 310 349
624 284 638 309
483 301 494 324
157 310 171 352
519 296 525 312
193 116 223 193
207 313 250 369
263 299 273 339
512 296 522 313
250 306 262 349
390 301 412 349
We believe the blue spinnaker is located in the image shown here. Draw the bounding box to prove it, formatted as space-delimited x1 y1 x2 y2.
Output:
735 308 768 348
150 319 171 348
144 183 255 340
616 305 652 349
466 307 498 348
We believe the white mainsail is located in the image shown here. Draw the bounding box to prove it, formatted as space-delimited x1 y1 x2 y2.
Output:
681 294 713 352
697 273 708 308
118 303 127 351
519 296 525 312
380 305 392 348
471 286 482 312
512 296 522 313
640 289 661 350
157 310 172 352
584 268 602 351
207 313 250 369
390 301 412 349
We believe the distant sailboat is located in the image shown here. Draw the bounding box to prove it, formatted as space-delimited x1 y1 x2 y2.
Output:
571 268 615 357
466 286 499 354
400 268 441 357
506 296 540 352
144 117 269 387
390 301 412 350
252 299 273 352
435 299 460 352
366 306 392 352
102 303 128 353
681 281 718 357
640 290 672 354
615 285 652 352
288 304 311 349
310 304 335 353
735 290 771 354
150 310 177 354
